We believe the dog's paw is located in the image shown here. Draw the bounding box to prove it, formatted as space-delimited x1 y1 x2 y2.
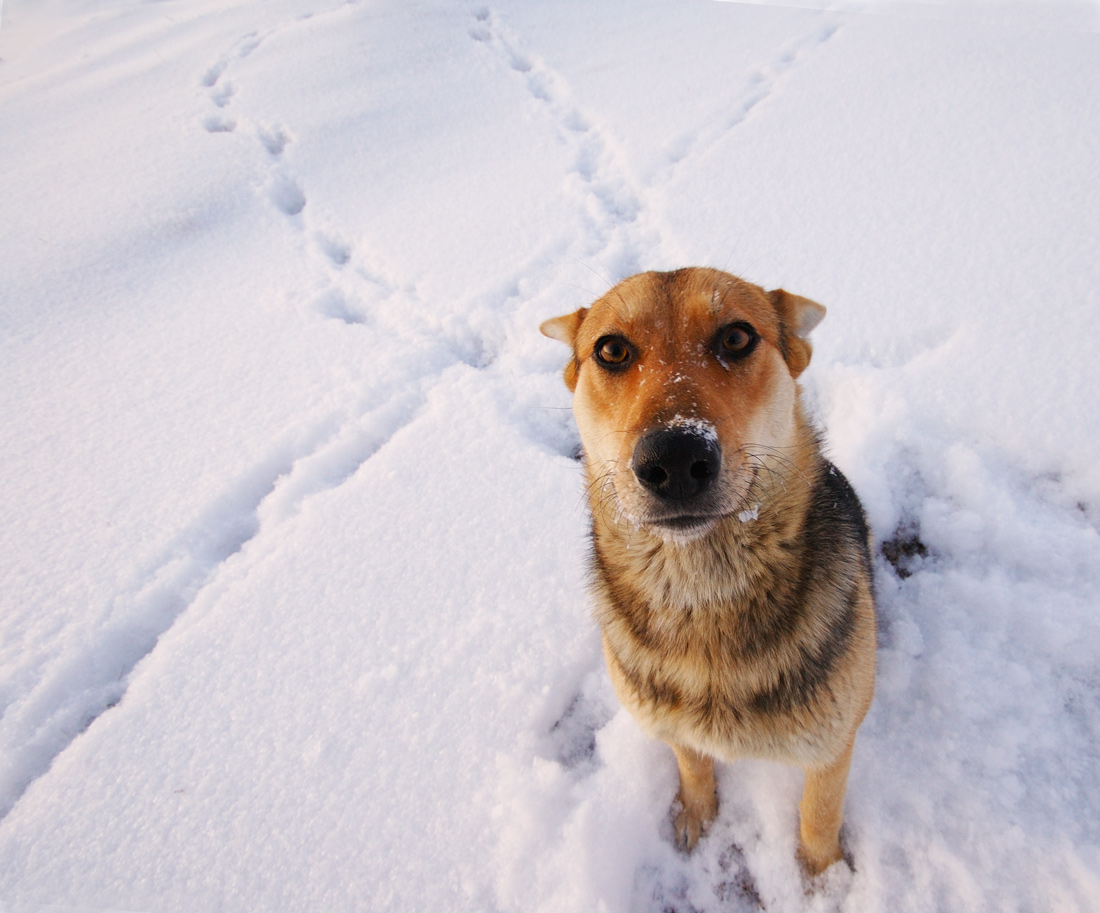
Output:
673 808 704 852
672 798 716 853
798 846 854 901
796 840 848 878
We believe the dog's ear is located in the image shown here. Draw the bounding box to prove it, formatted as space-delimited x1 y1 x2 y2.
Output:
540 308 587 345
768 290 826 378
540 308 588 392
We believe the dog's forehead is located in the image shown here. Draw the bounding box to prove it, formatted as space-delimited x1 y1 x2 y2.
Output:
582 269 778 345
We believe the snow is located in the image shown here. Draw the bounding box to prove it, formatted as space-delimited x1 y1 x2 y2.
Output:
1 0 1098 910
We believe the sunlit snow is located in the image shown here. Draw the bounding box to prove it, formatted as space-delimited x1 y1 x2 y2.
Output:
1 0 1098 910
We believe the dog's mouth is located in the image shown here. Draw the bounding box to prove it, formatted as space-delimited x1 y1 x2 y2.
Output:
650 514 718 532
644 512 724 542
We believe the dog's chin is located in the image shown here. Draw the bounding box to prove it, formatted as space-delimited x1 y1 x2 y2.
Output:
644 514 722 545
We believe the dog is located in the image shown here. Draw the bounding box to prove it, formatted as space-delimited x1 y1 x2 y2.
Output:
541 267 876 875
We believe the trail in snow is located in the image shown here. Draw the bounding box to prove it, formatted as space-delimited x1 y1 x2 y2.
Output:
0 396 409 817
652 14 848 185
469 5 659 278
0 3 510 823
468 4 852 282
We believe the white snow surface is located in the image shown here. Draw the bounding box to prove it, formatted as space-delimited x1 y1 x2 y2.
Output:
1 0 1099 910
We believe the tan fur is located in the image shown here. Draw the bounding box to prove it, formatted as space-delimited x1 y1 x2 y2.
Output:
542 267 875 876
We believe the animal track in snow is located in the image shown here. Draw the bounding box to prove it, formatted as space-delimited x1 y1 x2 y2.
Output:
468 7 491 42
469 8 846 277
202 114 236 133
0 1 500 831
314 230 351 267
636 846 762 913
198 29 275 134
200 30 265 89
543 670 614 775
257 124 291 156
654 16 847 185
0 403 399 822
200 60 228 88
236 32 264 58
198 26 366 339
314 288 366 326
0 368 444 824
199 42 307 221
469 8 658 280
881 521 931 580
200 20 501 375
209 81 235 108
268 171 307 216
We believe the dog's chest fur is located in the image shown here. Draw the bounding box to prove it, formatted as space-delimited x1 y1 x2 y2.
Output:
591 454 869 765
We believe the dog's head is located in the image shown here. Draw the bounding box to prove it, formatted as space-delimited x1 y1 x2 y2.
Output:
542 268 825 542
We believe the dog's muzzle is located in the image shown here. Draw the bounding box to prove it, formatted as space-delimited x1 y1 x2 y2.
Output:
632 426 721 503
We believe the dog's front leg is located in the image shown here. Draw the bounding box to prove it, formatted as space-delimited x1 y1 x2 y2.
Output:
797 741 854 875
669 742 718 851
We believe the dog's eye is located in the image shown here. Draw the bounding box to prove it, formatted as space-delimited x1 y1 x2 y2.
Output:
594 336 634 370
715 323 758 361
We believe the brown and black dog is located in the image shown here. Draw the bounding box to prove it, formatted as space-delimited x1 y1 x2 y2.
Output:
542 267 875 875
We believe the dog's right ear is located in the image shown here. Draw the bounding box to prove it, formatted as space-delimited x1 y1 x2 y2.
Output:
768 290 825 378
540 308 588 392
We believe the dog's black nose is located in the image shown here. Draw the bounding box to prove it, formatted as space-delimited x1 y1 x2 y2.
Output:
632 427 721 502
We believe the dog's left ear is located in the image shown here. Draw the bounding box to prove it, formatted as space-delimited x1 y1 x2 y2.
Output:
540 308 588 392
540 308 587 346
768 290 826 378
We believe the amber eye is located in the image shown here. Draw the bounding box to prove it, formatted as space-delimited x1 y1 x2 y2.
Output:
715 322 758 361
594 335 634 371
